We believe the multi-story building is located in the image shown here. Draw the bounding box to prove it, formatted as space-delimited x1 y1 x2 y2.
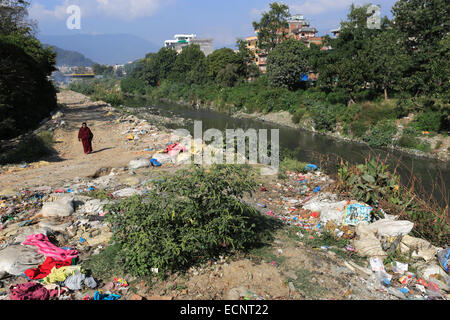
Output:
164 34 214 56
245 14 322 73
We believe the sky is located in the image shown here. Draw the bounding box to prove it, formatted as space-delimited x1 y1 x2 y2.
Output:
29 0 399 49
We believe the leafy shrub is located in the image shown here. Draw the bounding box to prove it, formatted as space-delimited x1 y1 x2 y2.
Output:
327 89 348 105
338 157 449 247
398 135 419 149
337 158 400 206
350 120 368 138
105 165 279 276
292 109 306 124
280 158 308 173
363 120 397 147
414 112 442 132
416 142 431 153
309 104 337 131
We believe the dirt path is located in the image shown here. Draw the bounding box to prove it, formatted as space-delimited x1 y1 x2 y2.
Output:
0 90 165 191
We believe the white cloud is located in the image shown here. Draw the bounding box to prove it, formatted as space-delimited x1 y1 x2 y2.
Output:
29 0 168 22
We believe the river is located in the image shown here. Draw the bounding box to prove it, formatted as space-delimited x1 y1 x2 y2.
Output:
124 96 450 206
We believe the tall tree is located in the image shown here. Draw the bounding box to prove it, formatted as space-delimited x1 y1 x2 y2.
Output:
392 0 450 96
171 44 207 85
252 2 290 53
266 39 310 90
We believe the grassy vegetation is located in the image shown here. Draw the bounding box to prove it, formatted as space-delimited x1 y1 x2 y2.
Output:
0 130 54 165
98 165 282 278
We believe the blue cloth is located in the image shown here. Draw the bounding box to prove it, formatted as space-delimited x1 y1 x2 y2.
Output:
313 186 321 193
94 291 120 300
438 247 449 272
150 159 162 167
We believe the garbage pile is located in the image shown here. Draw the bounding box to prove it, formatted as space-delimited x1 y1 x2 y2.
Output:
252 166 449 300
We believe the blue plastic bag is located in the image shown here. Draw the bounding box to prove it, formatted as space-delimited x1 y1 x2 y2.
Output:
93 291 121 300
305 164 318 171
150 159 162 167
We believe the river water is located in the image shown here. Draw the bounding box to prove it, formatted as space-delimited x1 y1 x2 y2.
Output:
124 97 450 206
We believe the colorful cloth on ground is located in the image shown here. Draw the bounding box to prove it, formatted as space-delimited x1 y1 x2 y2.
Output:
93 291 120 300
22 234 79 261
24 256 74 280
164 143 187 157
42 266 82 285
10 282 50 300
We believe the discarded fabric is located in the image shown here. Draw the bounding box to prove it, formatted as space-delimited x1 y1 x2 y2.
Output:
22 234 79 261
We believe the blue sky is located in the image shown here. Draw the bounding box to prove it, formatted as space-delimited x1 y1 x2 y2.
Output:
29 0 398 49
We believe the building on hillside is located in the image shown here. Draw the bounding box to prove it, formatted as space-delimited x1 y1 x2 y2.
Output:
164 34 214 56
245 36 268 73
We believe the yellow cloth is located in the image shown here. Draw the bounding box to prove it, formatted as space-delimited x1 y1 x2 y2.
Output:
42 266 82 284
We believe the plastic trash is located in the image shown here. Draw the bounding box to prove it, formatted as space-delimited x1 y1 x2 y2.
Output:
150 159 162 167
305 164 318 171
313 186 321 193
437 247 449 273
342 204 372 226
392 262 408 274
370 257 385 272
93 291 120 300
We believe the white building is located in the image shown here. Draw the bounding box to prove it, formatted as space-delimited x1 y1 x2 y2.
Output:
164 34 214 56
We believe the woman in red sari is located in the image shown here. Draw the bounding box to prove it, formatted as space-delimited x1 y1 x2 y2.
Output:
78 122 94 154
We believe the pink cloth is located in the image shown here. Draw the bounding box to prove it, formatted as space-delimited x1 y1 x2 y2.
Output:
164 143 187 157
22 234 78 261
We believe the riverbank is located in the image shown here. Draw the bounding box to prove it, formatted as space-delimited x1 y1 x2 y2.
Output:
0 90 448 301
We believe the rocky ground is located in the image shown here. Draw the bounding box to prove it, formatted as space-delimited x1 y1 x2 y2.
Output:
0 91 448 301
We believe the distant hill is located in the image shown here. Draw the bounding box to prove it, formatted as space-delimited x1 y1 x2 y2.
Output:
39 34 161 65
45 45 96 67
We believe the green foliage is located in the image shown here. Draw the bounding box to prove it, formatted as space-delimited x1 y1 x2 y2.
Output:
280 158 308 173
69 79 123 106
267 39 310 90
350 120 368 138
105 165 280 276
0 34 57 139
338 157 449 247
363 120 397 147
252 2 290 53
309 104 339 132
414 112 442 132
120 77 146 95
337 158 401 206
292 109 306 124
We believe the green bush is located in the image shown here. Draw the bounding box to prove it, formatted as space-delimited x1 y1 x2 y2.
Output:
416 142 432 153
398 135 419 149
280 158 308 173
309 104 337 131
105 165 279 276
350 120 368 138
363 120 397 147
414 112 442 132
292 109 306 124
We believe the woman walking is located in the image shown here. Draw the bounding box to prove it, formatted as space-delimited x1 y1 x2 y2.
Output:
78 122 94 154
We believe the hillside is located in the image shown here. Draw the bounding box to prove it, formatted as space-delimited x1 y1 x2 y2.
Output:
46 45 96 67
39 34 161 65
